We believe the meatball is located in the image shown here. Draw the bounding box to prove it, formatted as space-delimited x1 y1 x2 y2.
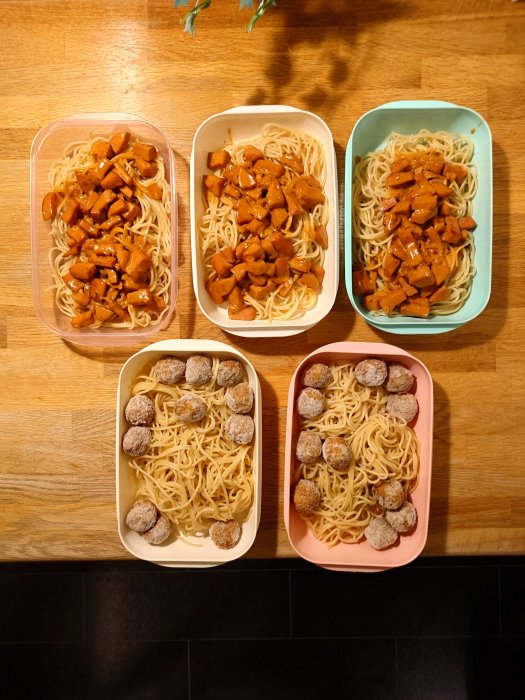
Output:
209 520 242 549
302 363 331 389
386 393 419 423
224 414 255 444
141 515 172 545
373 479 405 511
185 355 212 385
322 436 352 470
125 499 158 533
385 363 415 394
226 382 253 414
122 426 152 457
216 360 243 387
364 516 398 550
385 501 417 533
354 358 388 387
296 387 325 419
296 431 322 463
153 357 186 384
293 479 321 516
175 395 207 423
125 395 155 426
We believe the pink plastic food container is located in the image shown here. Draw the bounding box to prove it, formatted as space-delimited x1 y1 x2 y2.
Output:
284 342 433 572
30 113 178 346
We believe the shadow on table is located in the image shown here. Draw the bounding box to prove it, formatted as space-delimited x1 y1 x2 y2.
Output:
246 0 410 111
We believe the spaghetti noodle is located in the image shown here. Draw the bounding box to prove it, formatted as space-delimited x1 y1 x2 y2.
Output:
44 133 172 329
200 124 328 322
293 362 419 547
128 357 255 541
352 130 477 316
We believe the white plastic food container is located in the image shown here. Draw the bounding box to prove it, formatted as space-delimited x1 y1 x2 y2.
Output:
116 339 262 567
190 105 339 338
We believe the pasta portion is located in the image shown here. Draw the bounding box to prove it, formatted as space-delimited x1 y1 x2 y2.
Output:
352 130 478 317
43 132 172 329
294 363 419 547
128 357 254 540
200 124 329 322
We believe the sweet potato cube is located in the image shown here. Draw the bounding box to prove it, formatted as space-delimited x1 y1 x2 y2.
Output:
228 305 256 321
314 224 328 249
207 150 231 170
109 131 131 155
379 288 407 315
132 142 157 162
211 253 233 278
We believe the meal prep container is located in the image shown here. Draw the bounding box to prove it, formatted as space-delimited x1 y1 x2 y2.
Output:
190 105 339 338
284 342 433 572
116 339 262 567
344 100 492 335
30 113 178 346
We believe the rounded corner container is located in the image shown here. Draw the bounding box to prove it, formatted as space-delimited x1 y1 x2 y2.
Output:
190 104 339 338
284 342 433 572
116 339 262 568
30 112 178 347
344 100 492 335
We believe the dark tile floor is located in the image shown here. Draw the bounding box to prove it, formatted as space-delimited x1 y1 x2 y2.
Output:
0 556 523 700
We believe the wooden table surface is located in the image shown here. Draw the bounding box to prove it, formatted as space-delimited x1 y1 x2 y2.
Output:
1 0 524 561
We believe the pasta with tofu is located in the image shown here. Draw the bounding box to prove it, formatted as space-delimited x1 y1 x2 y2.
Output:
42 131 172 329
200 124 329 323
352 130 477 318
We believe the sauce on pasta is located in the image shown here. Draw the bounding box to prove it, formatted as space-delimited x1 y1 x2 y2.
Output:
352 130 477 317
42 131 172 329
200 124 329 322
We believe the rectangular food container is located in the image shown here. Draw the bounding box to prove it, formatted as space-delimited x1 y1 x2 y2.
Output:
116 339 262 567
190 105 339 338
284 342 433 572
345 100 492 335
30 113 178 346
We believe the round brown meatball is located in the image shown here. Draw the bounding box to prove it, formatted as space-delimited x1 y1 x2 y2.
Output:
296 431 322 463
125 395 155 426
122 426 152 457
302 363 331 389
322 436 352 470
209 520 241 549
185 355 212 385
373 479 405 511
293 479 321 516
386 393 419 423
296 387 325 419
125 499 158 533
175 395 207 423
385 363 415 394
385 501 417 533
141 515 172 545
354 358 388 387
364 516 398 550
224 414 255 444
216 360 243 387
226 382 253 414
153 357 186 384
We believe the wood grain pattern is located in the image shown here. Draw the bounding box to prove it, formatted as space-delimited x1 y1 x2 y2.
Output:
0 0 524 560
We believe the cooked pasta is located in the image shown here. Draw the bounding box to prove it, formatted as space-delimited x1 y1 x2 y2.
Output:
128 357 254 540
45 133 172 329
294 363 419 547
200 124 329 322
352 130 478 317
